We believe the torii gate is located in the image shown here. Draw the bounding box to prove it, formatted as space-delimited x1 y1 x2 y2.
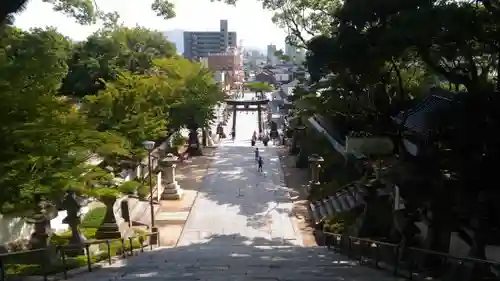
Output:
225 99 269 135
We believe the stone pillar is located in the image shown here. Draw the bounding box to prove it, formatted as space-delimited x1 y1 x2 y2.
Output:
160 153 183 200
257 104 262 133
154 170 162 202
232 106 237 134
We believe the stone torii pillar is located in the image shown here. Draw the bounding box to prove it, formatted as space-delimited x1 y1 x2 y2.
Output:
257 104 262 134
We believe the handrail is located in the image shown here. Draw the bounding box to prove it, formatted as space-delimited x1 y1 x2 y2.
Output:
0 231 160 281
323 232 499 280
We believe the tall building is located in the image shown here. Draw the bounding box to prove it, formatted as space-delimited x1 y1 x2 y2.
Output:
284 44 296 58
183 20 237 60
266 44 278 65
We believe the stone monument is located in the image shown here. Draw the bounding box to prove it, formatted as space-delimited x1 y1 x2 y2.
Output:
160 153 183 200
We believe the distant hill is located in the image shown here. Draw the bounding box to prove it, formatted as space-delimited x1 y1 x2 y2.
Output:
163 29 184 54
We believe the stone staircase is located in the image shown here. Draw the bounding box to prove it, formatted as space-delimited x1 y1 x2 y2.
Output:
309 184 367 225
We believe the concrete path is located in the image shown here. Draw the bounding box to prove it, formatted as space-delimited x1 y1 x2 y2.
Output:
66 102 399 280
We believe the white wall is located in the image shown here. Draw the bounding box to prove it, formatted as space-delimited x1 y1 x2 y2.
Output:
274 73 290 82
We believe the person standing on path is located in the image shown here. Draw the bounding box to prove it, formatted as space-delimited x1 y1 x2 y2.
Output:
254 148 259 162
257 156 263 172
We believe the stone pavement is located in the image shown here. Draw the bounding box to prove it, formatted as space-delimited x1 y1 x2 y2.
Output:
155 147 217 246
65 111 399 280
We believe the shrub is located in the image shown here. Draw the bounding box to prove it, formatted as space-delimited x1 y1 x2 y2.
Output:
49 232 71 247
6 235 145 276
323 211 359 234
82 228 97 239
171 132 187 147
93 188 121 199
81 207 106 228
118 181 140 194
137 185 149 199
49 227 98 247
132 228 147 241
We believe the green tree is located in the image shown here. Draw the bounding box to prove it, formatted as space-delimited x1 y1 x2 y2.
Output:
274 50 291 62
60 26 176 98
265 0 341 47
81 71 169 160
299 0 500 264
152 57 224 154
0 27 125 212
246 81 273 97
2 0 177 25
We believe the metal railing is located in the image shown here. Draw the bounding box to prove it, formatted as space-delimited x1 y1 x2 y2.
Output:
0 232 160 281
323 232 500 281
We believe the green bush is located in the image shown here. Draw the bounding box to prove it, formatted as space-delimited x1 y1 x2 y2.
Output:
82 228 97 239
171 132 187 147
137 184 149 199
118 181 140 194
6 236 145 276
81 207 106 228
323 211 359 234
49 227 98 247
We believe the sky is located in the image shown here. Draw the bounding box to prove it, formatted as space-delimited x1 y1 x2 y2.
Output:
14 0 287 50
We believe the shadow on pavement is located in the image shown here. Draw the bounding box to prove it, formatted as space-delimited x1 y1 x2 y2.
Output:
66 234 398 281
192 141 293 230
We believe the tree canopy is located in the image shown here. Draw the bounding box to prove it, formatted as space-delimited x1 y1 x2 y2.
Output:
246 81 273 94
0 22 223 212
60 26 177 99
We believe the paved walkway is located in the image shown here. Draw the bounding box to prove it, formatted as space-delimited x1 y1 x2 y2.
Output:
66 110 398 280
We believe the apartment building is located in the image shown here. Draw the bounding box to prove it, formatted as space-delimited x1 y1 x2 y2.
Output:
183 20 237 60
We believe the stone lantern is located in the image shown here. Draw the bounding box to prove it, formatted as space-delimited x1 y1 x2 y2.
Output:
160 153 183 200
62 190 85 256
26 194 58 250
308 154 324 192
290 125 306 155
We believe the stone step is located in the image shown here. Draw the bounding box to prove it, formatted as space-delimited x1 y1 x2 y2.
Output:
322 199 334 216
155 211 189 224
316 201 328 218
336 192 350 211
328 196 342 213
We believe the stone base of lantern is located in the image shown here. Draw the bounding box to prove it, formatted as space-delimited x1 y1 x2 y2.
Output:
95 223 121 239
161 181 183 200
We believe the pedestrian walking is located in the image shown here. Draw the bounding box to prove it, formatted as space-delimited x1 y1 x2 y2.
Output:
257 156 263 172
254 148 259 162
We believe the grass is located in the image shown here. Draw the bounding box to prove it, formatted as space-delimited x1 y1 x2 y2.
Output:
6 228 147 277
81 206 106 228
5 238 144 276
4 205 149 277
